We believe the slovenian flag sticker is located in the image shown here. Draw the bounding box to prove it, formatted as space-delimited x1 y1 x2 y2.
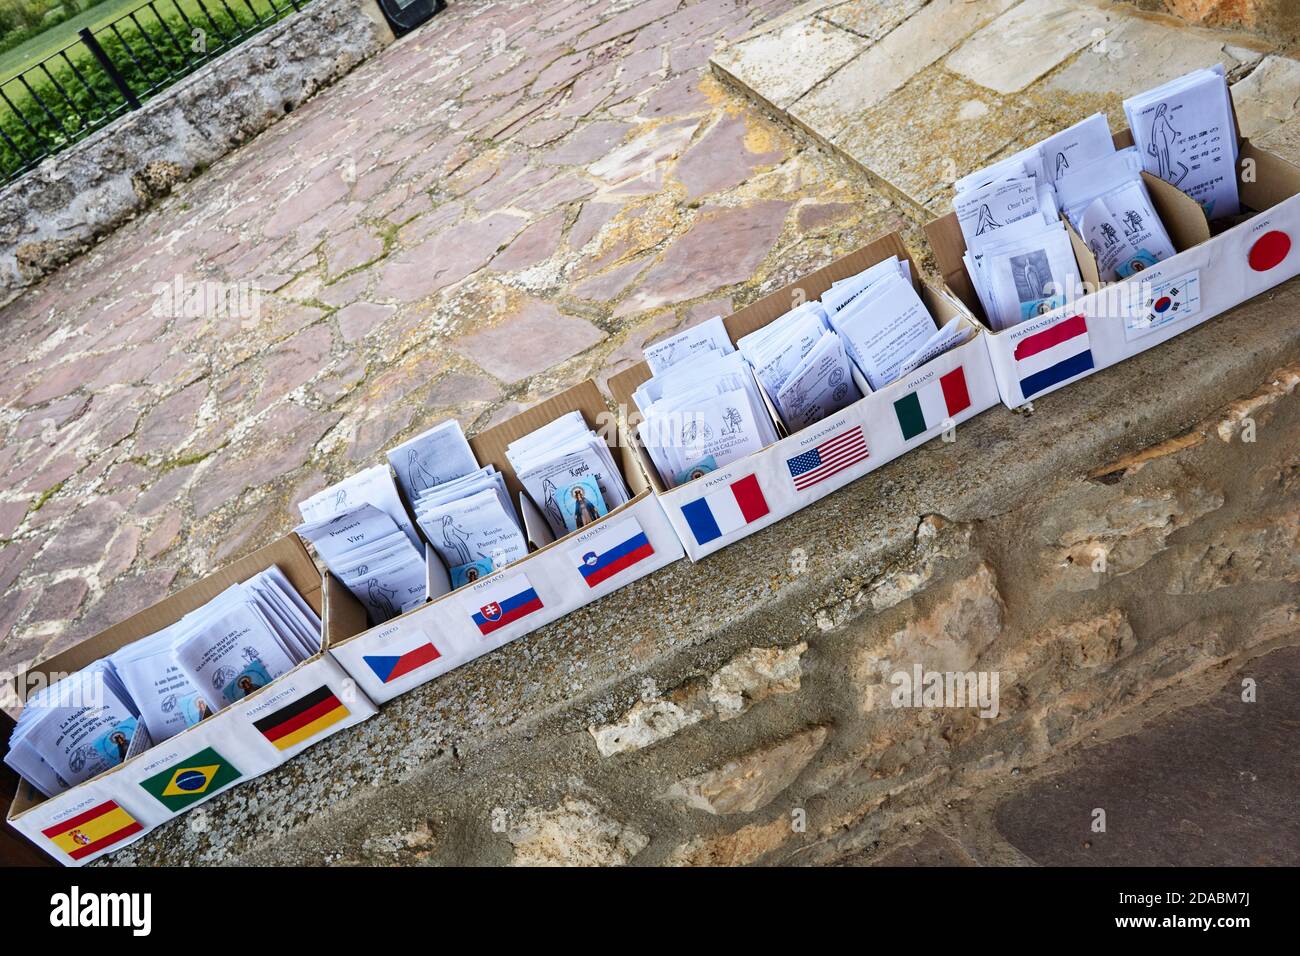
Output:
680 473 770 546
1014 313 1094 399
468 573 544 637
572 517 655 588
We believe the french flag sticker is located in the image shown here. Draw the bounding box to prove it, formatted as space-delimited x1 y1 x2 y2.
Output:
680 474 770 546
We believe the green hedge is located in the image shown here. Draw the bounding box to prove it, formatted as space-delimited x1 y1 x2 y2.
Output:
2 0 300 180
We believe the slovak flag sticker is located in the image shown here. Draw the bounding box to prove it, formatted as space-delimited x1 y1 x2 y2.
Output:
464 572 544 637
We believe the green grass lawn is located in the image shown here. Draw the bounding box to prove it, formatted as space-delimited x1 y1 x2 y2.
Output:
0 0 287 85
0 0 143 84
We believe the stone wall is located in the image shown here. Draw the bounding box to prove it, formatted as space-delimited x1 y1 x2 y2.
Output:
0 0 394 308
1125 1 1300 43
105 279 1300 866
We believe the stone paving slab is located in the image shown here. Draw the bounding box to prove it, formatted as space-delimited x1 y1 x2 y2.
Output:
1233 53 1300 157
710 14 869 110
946 0 1114 95
787 0 1018 140
711 0 1284 215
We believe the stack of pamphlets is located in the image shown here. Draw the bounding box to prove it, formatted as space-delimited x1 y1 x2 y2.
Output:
1056 147 1177 282
295 464 427 624
632 316 779 488
825 256 968 389
505 412 630 537
4 566 321 795
633 270 970 488
1124 64 1239 220
954 114 1115 329
390 419 526 588
957 64 1233 327
738 301 861 429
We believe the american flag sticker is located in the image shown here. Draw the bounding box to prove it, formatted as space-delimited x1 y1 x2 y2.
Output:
786 425 869 492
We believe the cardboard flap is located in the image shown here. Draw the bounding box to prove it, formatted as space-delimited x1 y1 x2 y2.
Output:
750 361 788 437
616 434 650 496
1239 139 1300 211
1141 171 1211 250
322 572 370 648
924 211 981 316
9 778 42 819
518 491 555 548
424 542 452 600
1064 216 1102 288
607 361 654 418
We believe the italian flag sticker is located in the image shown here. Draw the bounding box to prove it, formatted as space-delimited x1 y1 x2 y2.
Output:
893 367 971 441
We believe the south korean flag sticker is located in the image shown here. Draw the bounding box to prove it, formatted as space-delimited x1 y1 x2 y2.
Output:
1127 270 1201 340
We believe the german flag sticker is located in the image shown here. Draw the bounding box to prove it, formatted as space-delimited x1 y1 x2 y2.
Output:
253 685 349 751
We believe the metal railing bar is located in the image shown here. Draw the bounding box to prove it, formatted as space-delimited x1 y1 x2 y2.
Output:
104 24 149 81
147 2 190 59
58 50 107 110
36 64 86 128
15 76 63 133
192 0 233 45
127 12 170 79
2 0 318 185
0 87 48 149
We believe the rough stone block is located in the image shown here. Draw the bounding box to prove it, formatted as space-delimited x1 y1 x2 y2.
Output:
946 0 1113 94
831 65 1044 212
662 726 829 815
712 16 868 111
789 0 1017 139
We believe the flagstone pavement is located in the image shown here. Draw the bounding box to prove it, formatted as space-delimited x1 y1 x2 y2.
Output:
0 0 922 678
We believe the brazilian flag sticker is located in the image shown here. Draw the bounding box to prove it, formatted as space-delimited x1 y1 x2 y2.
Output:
140 746 242 811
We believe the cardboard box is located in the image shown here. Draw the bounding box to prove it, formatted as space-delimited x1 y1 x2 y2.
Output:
607 232 1001 561
925 132 1300 409
325 379 685 705
5 535 377 866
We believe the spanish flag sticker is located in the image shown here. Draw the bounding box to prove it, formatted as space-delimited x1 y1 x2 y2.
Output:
42 800 143 861
252 685 349 750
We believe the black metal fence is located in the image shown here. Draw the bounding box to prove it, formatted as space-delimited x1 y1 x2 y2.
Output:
1 0 309 185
